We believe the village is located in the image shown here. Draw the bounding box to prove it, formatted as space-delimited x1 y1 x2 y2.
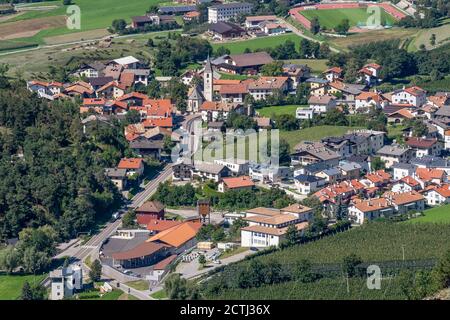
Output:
1 0 450 302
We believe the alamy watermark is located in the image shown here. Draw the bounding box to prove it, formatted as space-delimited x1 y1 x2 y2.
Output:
171 119 280 169
66 5 81 30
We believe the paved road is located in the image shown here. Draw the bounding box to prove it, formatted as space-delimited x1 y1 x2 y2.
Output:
281 18 340 53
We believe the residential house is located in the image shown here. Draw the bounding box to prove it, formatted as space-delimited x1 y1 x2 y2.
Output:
105 168 128 191
248 164 292 183
296 95 336 119
136 201 165 220
183 11 201 22
323 67 343 82
391 176 422 193
348 198 394 224
423 184 450 206
328 81 366 106
109 56 141 69
96 81 126 99
355 91 386 112
294 174 327 195
291 141 341 167
73 62 105 78
117 158 145 177
358 63 382 86
172 161 194 181
405 137 442 158
199 101 247 122
414 168 447 187
392 162 416 180
338 161 362 180
219 82 249 103
248 76 289 101
218 176 255 192
385 191 425 214
391 86 427 108
315 168 341 184
282 64 310 89
192 162 231 182
376 145 413 168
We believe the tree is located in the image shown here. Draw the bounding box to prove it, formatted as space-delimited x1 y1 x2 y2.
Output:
125 109 141 124
89 259 102 282
63 257 70 268
371 156 385 171
146 38 155 47
122 210 137 229
164 273 199 299
215 46 230 57
0 246 21 274
211 227 226 242
20 280 47 300
21 282 34 300
310 17 320 34
112 19 127 32
284 225 298 246
430 33 436 46
335 19 350 34
198 254 206 266
260 61 284 76
147 5 159 14
342 254 362 277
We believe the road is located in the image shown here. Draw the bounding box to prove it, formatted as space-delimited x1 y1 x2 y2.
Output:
281 18 340 53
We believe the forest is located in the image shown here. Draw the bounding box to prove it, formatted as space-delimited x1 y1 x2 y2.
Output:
0 79 126 242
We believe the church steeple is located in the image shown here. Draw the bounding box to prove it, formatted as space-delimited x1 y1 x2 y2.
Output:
203 55 213 102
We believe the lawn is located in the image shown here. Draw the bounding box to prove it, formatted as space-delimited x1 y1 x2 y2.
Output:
125 280 149 291
219 246 248 259
280 125 358 151
408 204 450 224
150 289 167 299
77 288 123 300
0 274 47 300
300 8 396 30
211 33 301 55
257 105 307 117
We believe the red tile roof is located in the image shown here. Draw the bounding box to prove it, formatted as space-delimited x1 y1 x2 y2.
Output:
222 176 255 189
117 158 144 170
147 221 203 248
406 137 438 149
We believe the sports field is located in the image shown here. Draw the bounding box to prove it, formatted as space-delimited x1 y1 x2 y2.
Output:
212 33 301 55
409 204 450 224
300 8 396 29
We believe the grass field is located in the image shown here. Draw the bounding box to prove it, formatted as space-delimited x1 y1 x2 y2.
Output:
409 204 450 224
0 274 47 300
408 20 450 51
329 28 418 51
211 33 301 55
280 125 358 151
300 8 396 30
150 289 167 299
125 280 150 291
0 0 164 49
257 105 307 117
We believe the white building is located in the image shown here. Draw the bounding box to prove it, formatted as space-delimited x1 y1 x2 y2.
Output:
296 95 337 119
294 174 327 195
50 265 83 300
240 206 310 248
208 2 253 23
392 163 416 180
214 158 249 175
348 198 394 225
423 184 450 206
391 86 427 108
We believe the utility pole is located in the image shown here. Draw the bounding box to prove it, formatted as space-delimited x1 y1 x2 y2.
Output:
401 244 405 261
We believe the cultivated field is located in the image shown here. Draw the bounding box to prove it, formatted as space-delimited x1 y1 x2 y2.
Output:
283 58 328 74
409 21 450 51
0 0 164 49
